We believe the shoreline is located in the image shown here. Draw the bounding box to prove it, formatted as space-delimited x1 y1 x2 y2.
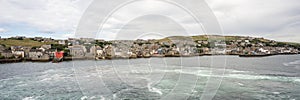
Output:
0 54 299 64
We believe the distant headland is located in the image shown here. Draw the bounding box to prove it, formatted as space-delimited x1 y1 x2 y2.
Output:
0 35 299 63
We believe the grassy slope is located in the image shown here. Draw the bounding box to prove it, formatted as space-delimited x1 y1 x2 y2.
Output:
0 39 55 47
160 35 300 46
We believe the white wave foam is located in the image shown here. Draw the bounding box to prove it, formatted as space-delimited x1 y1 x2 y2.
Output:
272 92 280 95
237 82 244 86
283 60 300 67
22 96 35 100
153 67 300 83
100 95 105 100
80 96 101 100
147 82 163 95
80 96 88 100
295 79 300 82
113 94 117 99
39 77 52 82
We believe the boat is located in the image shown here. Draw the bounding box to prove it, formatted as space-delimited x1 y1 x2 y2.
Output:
53 51 64 63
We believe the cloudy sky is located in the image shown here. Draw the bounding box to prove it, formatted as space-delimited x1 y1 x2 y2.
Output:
0 0 299 42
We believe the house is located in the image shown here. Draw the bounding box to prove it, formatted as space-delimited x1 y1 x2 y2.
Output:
22 47 32 58
58 40 66 45
156 48 165 54
12 36 26 40
114 47 123 57
29 49 44 59
39 45 51 52
12 50 25 58
41 45 51 50
0 45 5 53
34 37 43 41
45 49 57 59
80 38 94 43
245 40 250 43
1 50 13 58
42 38 54 43
96 49 104 56
68 38 78 45
103 45 114 57
68 45 86 57
85 46 97 57
10 46 23 51
202 41 209 45
202 47 210 54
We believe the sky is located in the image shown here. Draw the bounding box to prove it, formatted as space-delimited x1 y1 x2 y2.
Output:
0 0 299 42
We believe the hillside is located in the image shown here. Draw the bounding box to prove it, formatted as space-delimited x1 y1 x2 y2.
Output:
159 35 300 48
1 35 299 49
0 38 56 48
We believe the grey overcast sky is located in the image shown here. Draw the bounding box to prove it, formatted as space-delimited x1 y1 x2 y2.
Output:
0 0 299 42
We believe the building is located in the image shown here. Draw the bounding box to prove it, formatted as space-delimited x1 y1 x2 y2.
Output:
22 47 32 58
29 49 44 59
42 38 54 43
0 45 5 53
10 46 23 51
41 45 51 50
12 36 26 40
39 45 51 52
68 45 86 57
1 50 13 58
34 37 43 41
58 40 66 45
12 50 25 58
45 49 57 59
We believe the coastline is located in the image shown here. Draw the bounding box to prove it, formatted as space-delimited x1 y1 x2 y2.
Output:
1 53 299 64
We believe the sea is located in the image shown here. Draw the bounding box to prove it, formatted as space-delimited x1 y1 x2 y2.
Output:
0 55 300 100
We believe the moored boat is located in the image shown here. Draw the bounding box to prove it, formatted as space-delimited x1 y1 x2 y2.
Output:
53 51 64 63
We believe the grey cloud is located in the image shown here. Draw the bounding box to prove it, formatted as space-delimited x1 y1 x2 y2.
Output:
0 0 299 42
207 0 300 42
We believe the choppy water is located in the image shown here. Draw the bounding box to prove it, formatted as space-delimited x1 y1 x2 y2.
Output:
0 55 300 100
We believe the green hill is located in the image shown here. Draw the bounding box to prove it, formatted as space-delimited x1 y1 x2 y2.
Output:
0 38 55 48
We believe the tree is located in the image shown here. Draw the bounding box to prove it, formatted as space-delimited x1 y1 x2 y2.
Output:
0 54 4 59
51 44 66 51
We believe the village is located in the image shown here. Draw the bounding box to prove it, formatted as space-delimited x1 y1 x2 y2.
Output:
0 35 299 63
